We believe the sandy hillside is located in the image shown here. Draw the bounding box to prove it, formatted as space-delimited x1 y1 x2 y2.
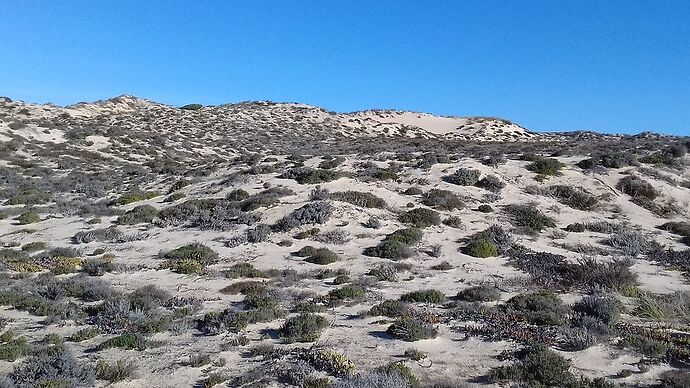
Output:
1 96 690 387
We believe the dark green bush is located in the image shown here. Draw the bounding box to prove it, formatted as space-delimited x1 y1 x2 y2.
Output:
457 284 500 302
280 313 328 343
421 189 463 210
279 167 342 184
180 103 203 110
477 204 494 213
527 157 565 177
463 239 498 258
369 300 408 317
504 203 556 234
400 289 444 304
659 370 690 387
386 317 437 341
573 295 621 325
363 228 423 260
506 289 569 326
443 168 481 186
330 191 387 209
161 243 218 274
326 285 365 305
16 210 40 225
117 204 158 224
398 208 441 228
226 188 250 201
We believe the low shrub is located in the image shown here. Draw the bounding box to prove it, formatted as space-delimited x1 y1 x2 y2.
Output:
464 238 498 258
330 191 387 209
477 204 494 213
299 247 340 265
226 188 250 201
96 359 137 382
279 167 342 184
504 203 556 234
16 210 40 225
326 285 366 305
527 185 599 211
273 202 333 232
421 189 463 210
617 176 658 200
160 243 218 274
506 289 569 326
387 317 438 341
111 190 159 206
398 208 441 228
7 346 95 387
368 263 399 282
363 228 423 260
369 300 408 317
117 204 158 225
400 289 444 304
457 284 500 302
280 313 328 343
443 168 481 186
476 175 506 192
442 215 463 228
96 332 148 350
659 370 690 387
526 157 565 178
573 295 621 325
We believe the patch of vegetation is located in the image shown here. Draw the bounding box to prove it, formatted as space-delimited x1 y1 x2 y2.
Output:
398 207 441 228
504 203 556 234
526 157 565 179
280 167 343 184
330 191 387 209
400 289 444 304
117 204 158 224
280 313 328 342
443 168 481 186
111 190 159 206
273 201 333 232
387 317 438 341
457 284 500 302
160 243 218 274
16 210 40 225
363 228 423 260
421 189 463 210
506 289 569 326
180 103 203 110
295 246 340 265
617 175 658 200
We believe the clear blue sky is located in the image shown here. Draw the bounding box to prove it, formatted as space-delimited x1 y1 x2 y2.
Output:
1 1 689 135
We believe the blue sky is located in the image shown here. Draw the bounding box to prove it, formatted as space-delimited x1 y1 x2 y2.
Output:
1 1 688 135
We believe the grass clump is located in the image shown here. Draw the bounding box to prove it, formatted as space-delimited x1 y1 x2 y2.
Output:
280 313 328 343
400 289 445 304
96 332 148 350
398 208 441 228
617 175 658 200
16 210 40 225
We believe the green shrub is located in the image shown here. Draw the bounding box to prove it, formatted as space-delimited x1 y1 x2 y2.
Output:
464 239 498 258
180 103 203 110
504 203 556 234
224 188 250 201
443 215 463 228
527 157 565 178
443 168 481 186
280 167 342 184
111 190 159 206
487 346 581 387
369 300 408 317
96 332 148 350
477 204 494 213
16 210 40 224
398 208 441 228
304 248 339 265
457 284 500 302
618 335 668 357
387 317 437 341
327 285 366 305
69 327 100 342
506 290 568 326
363 228 423 260
330 191 387 209
21 241 46 252
96 359 137 382
280 313 328 343
0 335 30 361
422 189 463 210
117 204 158 224
617 176 658 200
400 289 445 304
161 243 218 274
374 362 420 387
